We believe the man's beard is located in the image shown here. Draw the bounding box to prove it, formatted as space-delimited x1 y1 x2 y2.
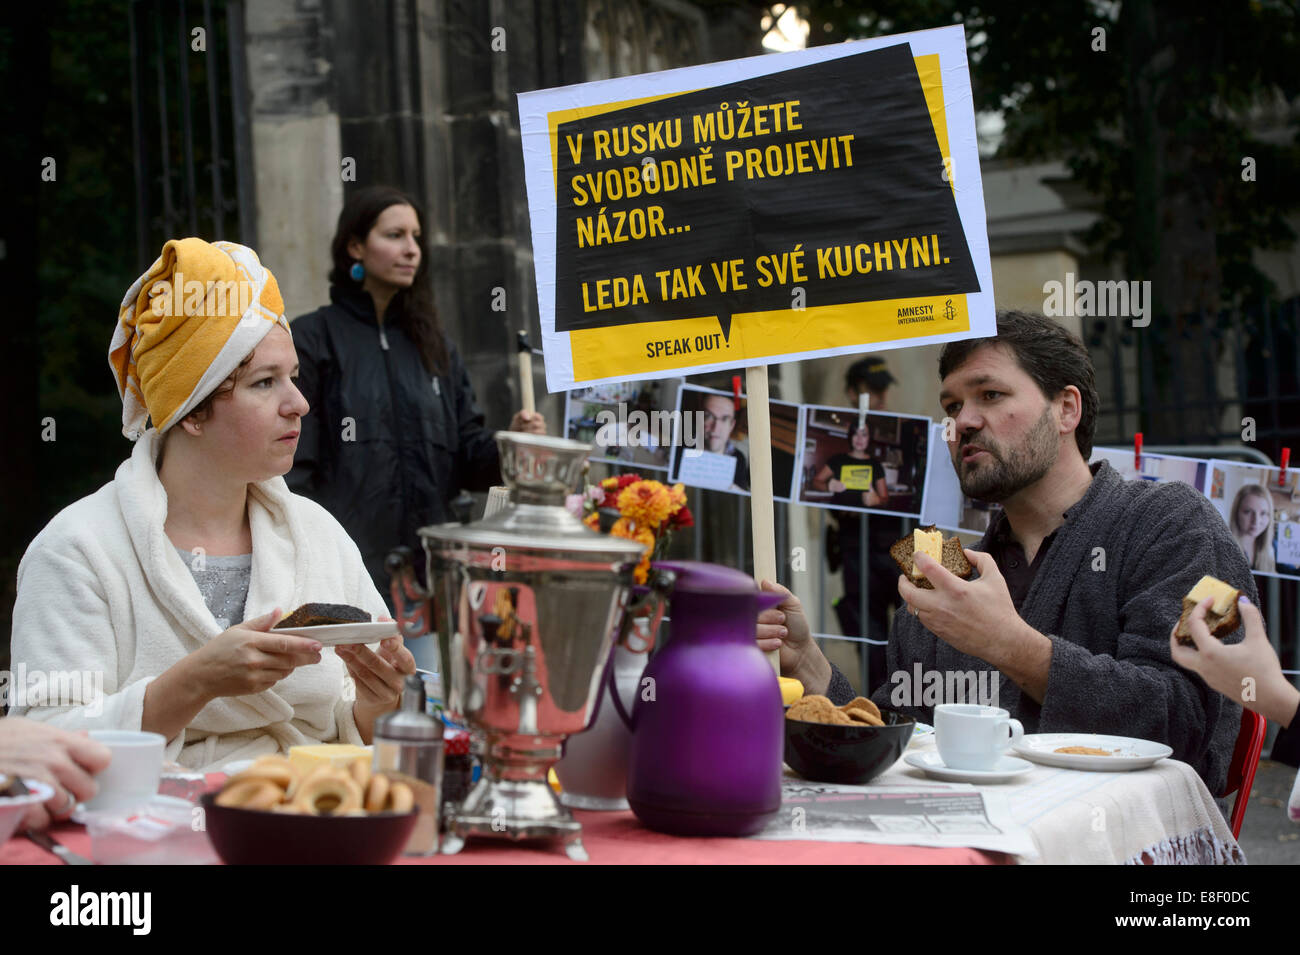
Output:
955 406 1059 503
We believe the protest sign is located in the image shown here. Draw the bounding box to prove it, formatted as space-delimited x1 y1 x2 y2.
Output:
519 24 995 392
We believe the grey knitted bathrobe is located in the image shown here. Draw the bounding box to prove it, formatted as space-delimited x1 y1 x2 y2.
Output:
865 460 1255 795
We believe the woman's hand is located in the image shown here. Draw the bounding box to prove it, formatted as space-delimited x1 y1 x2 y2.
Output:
756 580 832 695
1171 595 1299 728
190 608 324 699
828 478 846 493
341 626 417 743
144 608 324 741
0 717 112 830
510 410 546 434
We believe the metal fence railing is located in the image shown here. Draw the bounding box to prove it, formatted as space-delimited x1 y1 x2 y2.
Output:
128 0 254 271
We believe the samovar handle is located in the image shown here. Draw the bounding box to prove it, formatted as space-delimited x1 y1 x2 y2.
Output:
386 546 433 641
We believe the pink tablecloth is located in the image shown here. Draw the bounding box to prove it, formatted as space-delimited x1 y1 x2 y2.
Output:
3 815 1006 866
1 771 1007 865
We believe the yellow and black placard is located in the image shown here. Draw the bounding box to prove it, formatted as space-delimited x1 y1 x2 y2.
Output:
548 43 980 382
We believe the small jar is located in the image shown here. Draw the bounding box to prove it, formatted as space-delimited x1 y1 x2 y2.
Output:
373 674 444 856
441 730 474 819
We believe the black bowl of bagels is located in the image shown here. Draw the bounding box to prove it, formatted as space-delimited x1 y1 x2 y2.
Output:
784 695 914 785
202 755 418 865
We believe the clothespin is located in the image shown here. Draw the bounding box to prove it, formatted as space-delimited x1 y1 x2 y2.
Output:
732 375 742 412
858 391 870 430
1134 432 1143 471
1280 448 1291 487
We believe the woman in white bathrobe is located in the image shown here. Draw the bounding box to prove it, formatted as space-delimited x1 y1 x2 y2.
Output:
10 239 415 793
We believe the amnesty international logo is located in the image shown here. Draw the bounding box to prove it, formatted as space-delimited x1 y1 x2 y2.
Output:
943 298 956 320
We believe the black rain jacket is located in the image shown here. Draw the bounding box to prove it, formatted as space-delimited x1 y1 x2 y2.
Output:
286 284 501 597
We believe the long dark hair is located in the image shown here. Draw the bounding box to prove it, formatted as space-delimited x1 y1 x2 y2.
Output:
329 186 447 374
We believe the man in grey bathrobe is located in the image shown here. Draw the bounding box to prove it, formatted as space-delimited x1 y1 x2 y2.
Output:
762 309 1254 796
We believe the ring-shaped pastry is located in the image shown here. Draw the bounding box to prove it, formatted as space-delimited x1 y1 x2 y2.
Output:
290 770 362 815
388 781 414 813
364 773 390 813
216 778 286 810
349 757 372 790
230 758 296 792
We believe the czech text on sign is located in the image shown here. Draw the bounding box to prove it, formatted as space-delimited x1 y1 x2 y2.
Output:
519 25 996 391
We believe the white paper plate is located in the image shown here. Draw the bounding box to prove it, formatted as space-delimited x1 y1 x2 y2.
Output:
904 751 1033 783
1013 734 1173 771
271 621 397 645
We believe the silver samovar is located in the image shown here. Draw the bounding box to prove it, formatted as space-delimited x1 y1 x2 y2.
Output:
394 432 644 860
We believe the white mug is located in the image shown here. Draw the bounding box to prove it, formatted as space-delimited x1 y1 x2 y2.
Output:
84 730 165 811
934 704 1023 771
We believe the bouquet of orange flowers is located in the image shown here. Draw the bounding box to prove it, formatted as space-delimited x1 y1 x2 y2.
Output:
576 473 694 584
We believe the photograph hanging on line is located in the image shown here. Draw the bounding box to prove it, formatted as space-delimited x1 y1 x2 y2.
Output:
563 377 682 471
668 384 798 500
1203 460 1300 581
1089 447 1209 491
918 422 1002 536
793 404 931 518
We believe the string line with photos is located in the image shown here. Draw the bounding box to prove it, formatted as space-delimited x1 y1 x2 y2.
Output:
565 378 1300 660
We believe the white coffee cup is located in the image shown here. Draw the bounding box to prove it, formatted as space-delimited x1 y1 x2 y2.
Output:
84 730 165 811
934 704 1024 771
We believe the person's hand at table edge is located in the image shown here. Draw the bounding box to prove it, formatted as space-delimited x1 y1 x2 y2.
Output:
1171 595 1299 729
0 717 112 831
757 579 831 696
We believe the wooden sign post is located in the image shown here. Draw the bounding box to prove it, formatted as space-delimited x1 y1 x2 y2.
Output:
745 365 780 674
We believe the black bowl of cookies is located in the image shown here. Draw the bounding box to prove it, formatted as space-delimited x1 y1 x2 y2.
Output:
784 695 914 784
202 754 418 865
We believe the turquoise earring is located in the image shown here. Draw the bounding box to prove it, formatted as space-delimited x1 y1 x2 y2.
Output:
350 261 365 281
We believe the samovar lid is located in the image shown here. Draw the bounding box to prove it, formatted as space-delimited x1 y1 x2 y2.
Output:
421 506 646 560
420 430 647 561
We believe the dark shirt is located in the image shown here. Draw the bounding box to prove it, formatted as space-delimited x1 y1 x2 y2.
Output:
986 512 1063 611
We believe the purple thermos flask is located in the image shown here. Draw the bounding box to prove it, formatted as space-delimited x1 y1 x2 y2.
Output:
626 561 784 836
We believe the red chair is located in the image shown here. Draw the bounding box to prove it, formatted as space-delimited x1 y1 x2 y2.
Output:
1221 708 1267 840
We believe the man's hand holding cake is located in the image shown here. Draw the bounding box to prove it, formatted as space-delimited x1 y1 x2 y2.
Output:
900 548 1055 703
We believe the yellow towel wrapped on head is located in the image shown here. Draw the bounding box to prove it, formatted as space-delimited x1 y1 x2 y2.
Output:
108 238 290 440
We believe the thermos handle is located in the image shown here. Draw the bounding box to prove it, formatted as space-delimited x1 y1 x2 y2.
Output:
608 571 674 729
608 656 636 729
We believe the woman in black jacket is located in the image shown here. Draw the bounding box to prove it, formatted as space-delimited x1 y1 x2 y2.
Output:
287 186 543 597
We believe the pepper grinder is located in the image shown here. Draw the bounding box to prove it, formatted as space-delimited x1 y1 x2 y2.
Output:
374 673 445 856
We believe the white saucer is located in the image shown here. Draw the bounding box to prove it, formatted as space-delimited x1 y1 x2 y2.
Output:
904 751 1033 783
271 621 397 645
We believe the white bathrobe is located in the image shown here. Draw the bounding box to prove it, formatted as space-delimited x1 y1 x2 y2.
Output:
10 429 391 771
